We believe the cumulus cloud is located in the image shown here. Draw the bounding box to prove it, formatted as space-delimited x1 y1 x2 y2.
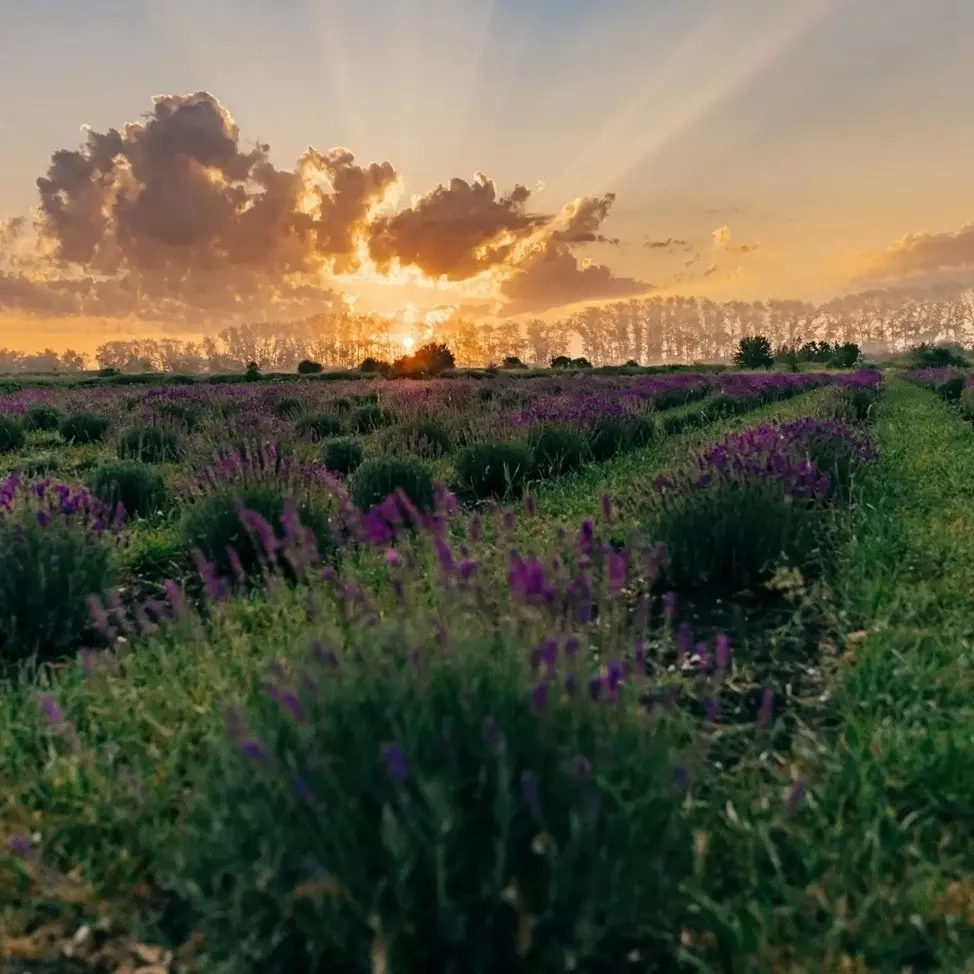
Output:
856 223 974 282
711 225 759 255
702 261 719 277
2 90 643 320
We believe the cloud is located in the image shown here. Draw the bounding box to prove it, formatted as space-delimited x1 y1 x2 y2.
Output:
711 226 732 249
644 237 690 250
728 242 761 254
702 261 719 277
685 253 701 267
367 174 545 280
856 222 974 282
3 90 640 320
500 241 652 314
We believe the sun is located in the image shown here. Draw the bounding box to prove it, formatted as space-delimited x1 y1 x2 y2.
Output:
401 335 416 351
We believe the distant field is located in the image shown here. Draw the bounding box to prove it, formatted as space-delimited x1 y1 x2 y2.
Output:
7 366 974 972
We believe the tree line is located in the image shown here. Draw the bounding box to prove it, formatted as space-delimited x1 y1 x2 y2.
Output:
0 283 972 374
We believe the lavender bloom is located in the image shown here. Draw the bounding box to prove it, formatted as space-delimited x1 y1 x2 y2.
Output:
786 777 806 811
482 716 502 747
571 755 591 782
663 590 677 624
564 673 577 696
239 738 271 766
521 770 541 817
676 622 692 663
756 688 775 728
381 742 409 783
715 633 731 671
587 676 603 702
531 680 549 715
564 635 580 658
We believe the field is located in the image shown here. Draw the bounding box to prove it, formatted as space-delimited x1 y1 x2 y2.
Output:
2 365 974 972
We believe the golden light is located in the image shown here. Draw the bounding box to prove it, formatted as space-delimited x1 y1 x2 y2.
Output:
401 335 416 351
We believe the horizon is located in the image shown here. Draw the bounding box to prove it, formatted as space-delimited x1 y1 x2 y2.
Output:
2 0 974 356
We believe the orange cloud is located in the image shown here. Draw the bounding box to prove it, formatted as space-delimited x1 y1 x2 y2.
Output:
856 222 974 282
1 90 646 321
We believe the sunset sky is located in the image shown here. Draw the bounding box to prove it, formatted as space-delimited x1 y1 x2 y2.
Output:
2 0 974 353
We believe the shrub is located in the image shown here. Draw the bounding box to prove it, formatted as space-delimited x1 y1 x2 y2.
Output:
352 403 393 433
351 457 435 513
530 426 589 478
704 394 751 418
117 425 184 464
245 362 262 381
359 357 392 375
295 414 344 440
87 461 168 519
570 357 593 369
273 396 304 420
60 412 111 444
297 359 323 375
331 396 353 414
550 355 572 368
0 477 118 664
154 401 201 431
395 419 453 458
455 441 532 499
626 414 659 448
182 487 336 580
961 386 974 421
167 560 698 973
937 375 966 402
22 404 62 432
830 342 862 369
323 437 364 476
911 343 969 369
733 335 774 370
98 366 120 377
0 416 26 453
503 356 527 369
588 415 630 461
392 342 456 377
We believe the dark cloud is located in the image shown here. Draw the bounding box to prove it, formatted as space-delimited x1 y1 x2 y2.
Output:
857 223 974 281
644 237 689 249
5 90 641 320
368 173 545 280
552 194 619 245
728 243 761 254
500 241 651 314
702 261 719 277
685 253 701 267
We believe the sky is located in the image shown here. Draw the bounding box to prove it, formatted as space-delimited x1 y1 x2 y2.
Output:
1 0 974 353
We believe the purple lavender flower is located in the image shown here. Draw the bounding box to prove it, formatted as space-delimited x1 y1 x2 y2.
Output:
381 742 409 783
756 688 775 728
520 770 541 817
715 633 731 671
587 676 603 702
531 680 549 715
786 777 806 811
482 716 502 747
571 755 591 782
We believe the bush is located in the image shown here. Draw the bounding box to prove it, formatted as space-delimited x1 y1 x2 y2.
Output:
182 487 336 580
960 386 974 422
626 414 659 448
297 359 323 375
350 457 435 513
570 357 592 369
588 416 630 462
352 404 394 433
245 362 262 381
98 366 120 377
830 342 862 369
87 461 168 519
704 394 751 419
733 335 774 370
530 426 589 478
392 342 456 377
0 479 118 664
168 597 695 973
455 441 532 499
295 414 344 441
331 396 353 414
911 343 969 369
153 401 201 431
273 396 304 420
359 357 392 375
117 425 184 464
323 437 364 476
503 356 527 369
550 355 572 368
394 419 453 458
22 404 62 432
0 416 26 453
60 412 111 444
937 375 966 402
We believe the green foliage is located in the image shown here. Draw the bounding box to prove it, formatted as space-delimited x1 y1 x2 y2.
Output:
295 414 344 440
22 404 63 432
0 492 117 664
297 359 323 375
17 452 61 477
530 425 590 478
550 355 572 368
936 375 966 402
960 385 974 421
87 461 168 519
392 341 456 377
350 456 435 512
169 626 692 973
626 414 659 448
503 356 527 369
733 335 774 370
117 424 184 464
245 362 262 381
911 342 969 369
331 396 353 413
323 437 364 476
392 419 453 458
830 342 862 369
359 357 392 375
153 401 201 431
60 412 111 444
273 396 304 420
181 487 336 579
588 416 630 462
0 416 26 453
455 441 532 499
352 403 394 433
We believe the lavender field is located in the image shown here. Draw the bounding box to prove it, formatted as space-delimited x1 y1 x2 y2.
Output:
4 363 974 972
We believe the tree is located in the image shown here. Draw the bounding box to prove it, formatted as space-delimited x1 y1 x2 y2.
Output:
503 356 527 369
830 342 861 369
297 359 324 374
733 335 774 370
550 355 572 368
409 342 455 376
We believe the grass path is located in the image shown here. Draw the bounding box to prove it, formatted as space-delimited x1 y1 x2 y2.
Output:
731 379 974 969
